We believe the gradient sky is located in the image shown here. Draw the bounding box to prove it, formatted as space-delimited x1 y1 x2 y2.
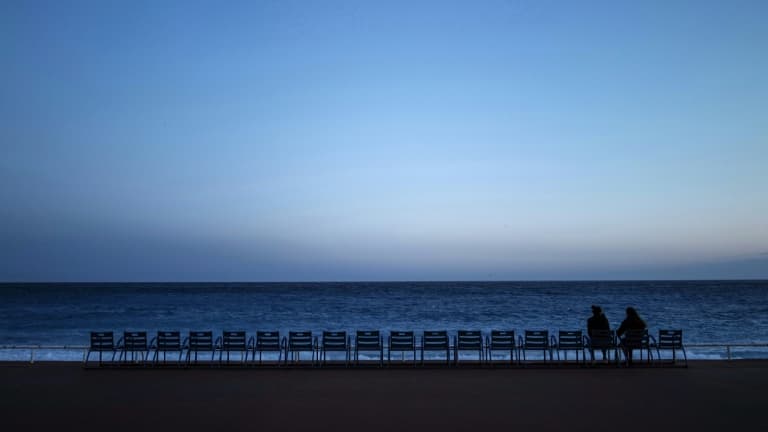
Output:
1 0 766 281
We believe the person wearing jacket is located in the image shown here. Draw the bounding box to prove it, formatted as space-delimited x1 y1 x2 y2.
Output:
587 305 610 362
616 307 647 365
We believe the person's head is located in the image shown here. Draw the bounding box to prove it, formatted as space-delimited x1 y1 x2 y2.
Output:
591 305 602 316
626 307 639 319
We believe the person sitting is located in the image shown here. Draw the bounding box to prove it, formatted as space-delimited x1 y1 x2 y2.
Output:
616 307 647 365
587 305 610 362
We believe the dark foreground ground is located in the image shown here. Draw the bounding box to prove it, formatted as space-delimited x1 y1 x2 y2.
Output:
1 361 766 431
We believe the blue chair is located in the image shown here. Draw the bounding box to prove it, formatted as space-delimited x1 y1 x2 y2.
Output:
254 331 284 365
421 330 450 366
652 329 687 367
286 331 317 366
586 329 619 365
552 330 586 364
320 331 350 366
117 331 149 366
486 330 518 365
354 330 383 367
519 330 552 363
619 329 652 366
388 331 416 366
150 331 183 366
454 330 483 365
219 331 251 365
185 331 217 365
84 331 116 367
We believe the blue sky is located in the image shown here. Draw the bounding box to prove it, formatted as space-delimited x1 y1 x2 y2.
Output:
1 0 766 281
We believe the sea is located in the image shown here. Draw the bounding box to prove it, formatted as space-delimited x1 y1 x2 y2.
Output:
1 280 767 361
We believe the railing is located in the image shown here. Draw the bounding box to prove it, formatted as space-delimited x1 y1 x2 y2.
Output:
0 345 88 363
2 343 768 364
685 343 768 361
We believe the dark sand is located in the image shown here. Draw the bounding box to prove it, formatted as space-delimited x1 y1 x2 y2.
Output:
1 361 766 431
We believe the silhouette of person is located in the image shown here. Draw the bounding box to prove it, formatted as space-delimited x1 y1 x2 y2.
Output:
616 307 647 365
587 305 610 362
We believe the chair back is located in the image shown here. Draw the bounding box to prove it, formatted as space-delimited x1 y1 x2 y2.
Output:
322 331 348 351
90 331 114 351
524 330 549 349
657 329 683 349
589 329 615 349
189 331 214 351
288 331 314 351
622 329 649 349
489 330 516 349
423 331 449 351
557 330 583 349
223 331 247 350
389 331 415 350
256 331 281 351
355 330 381 350
156 331 181 350
457 330 482 350
123 331 148 351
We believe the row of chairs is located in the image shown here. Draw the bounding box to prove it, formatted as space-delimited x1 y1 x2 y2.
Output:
83 329 687 368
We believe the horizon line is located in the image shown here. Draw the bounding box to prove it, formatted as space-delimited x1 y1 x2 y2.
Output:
1 278 767 284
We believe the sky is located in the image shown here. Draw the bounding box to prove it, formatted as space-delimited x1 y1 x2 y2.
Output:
1 0 766 281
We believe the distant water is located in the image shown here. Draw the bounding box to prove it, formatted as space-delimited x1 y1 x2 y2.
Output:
1 281 767 360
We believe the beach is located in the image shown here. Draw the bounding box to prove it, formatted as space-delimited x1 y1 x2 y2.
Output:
1 361 765 431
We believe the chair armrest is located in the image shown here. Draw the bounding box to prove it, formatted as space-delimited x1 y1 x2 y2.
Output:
648 334 658 347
